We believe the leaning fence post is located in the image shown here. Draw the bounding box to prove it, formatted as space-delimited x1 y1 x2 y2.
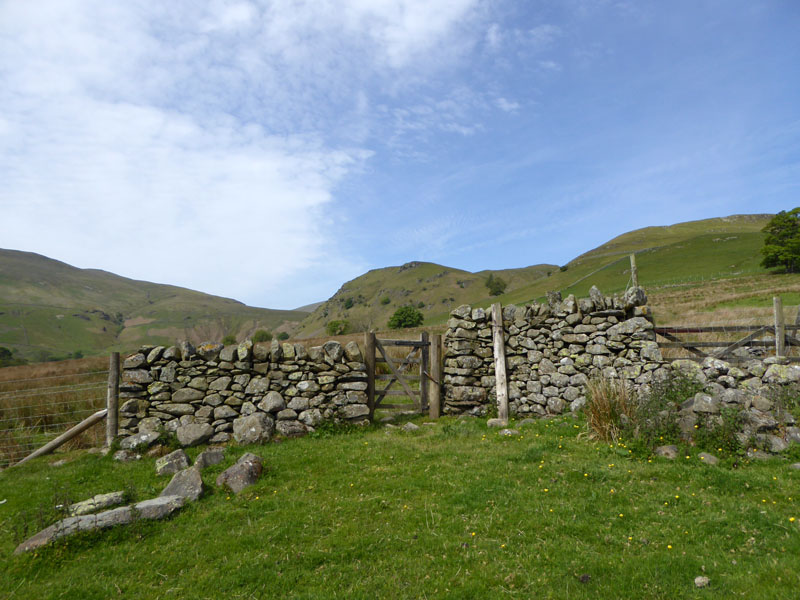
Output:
774 297 785 358
629 254 639 287
106 352 120 447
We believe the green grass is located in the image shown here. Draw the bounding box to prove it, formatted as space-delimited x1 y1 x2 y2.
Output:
2 416 799 598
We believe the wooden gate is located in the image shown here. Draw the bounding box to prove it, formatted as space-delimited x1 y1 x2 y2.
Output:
364 332 441 420
653 297 800 362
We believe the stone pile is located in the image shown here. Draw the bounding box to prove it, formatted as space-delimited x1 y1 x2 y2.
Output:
120 339 370 444
444 286 662 416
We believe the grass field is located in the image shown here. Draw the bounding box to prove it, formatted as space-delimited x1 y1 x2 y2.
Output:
2 415 799 599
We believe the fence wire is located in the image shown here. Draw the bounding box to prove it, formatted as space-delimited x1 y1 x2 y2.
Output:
0 368 109 467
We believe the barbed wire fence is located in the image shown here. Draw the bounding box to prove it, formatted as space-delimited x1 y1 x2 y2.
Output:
0 368 109 468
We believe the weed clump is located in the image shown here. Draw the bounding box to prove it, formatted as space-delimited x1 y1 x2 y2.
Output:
584 372 749 457
585 377 637 444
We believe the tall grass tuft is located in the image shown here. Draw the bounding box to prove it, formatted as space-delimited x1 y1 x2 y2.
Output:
585 377 637 443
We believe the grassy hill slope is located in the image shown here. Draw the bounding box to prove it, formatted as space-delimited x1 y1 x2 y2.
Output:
297 214 776 336
294 261 557 338
0 249 306 360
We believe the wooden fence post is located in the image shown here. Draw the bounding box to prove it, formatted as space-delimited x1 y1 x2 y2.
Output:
429 334 442 419
630 254 639 287
491 303 509 425
105 352 120 447
420 331 429 414
365 332 376 420
774 297 785 358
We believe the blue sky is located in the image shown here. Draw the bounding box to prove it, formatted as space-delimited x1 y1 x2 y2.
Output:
1 1 798 309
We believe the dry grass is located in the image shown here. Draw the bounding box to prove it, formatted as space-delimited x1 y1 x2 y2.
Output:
646 274 800 360
585 377 637 443
0 357 109 467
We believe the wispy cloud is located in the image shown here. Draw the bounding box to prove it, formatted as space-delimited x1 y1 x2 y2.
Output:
0 0 486 307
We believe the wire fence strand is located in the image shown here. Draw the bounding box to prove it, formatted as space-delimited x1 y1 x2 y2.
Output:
0 365 109 467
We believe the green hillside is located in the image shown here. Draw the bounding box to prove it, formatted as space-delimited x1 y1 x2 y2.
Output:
0 250 306 361
294 261 557 337
296 214 775 336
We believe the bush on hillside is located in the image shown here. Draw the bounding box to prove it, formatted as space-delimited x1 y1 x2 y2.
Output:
0 347 27 367
326 320 350 336
222 334 237 345
388 306 423 329
277 332 290 341
252 330 272 343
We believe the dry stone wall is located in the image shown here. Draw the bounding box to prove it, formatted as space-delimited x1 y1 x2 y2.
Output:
120 339 370 444
444 286 662 416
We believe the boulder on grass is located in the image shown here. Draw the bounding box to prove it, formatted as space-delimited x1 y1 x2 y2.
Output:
155 449 191 476
233 413 274 445
216 453 263 494
160 466 204 502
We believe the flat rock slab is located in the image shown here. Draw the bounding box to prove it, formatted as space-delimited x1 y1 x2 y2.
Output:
14 496 185 555
120 431 160 451
401 423 420 433
160 467 204 502
487 418 508 428
66 491 126 517
156 449 191 476
216 453 263 494
176 423 214 447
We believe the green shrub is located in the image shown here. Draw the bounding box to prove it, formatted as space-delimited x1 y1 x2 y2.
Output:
694 406 744 457
277 332 290 341
380 296 391 305
326 320 350 336
416 301 425 308
559 265 568 272
485 273 507 296
388 306 423 329
343 297 354 309
221 334 237 345
252 330 272 343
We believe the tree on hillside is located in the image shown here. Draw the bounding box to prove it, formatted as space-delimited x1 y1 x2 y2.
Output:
485 273 507 296
388 306 423 329
761 208 800 273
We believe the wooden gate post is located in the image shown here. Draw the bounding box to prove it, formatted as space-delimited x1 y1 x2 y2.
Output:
105 352 120 447
428 334 442 419
774 296 785 358
420 332 430 414
491 303 509 424
365 332 376 420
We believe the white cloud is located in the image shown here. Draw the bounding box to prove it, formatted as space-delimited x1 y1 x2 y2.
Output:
0 0 485 307
495 97 520 112
486 23 503 50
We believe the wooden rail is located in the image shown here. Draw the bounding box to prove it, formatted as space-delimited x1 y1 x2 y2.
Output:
653 297 800 362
